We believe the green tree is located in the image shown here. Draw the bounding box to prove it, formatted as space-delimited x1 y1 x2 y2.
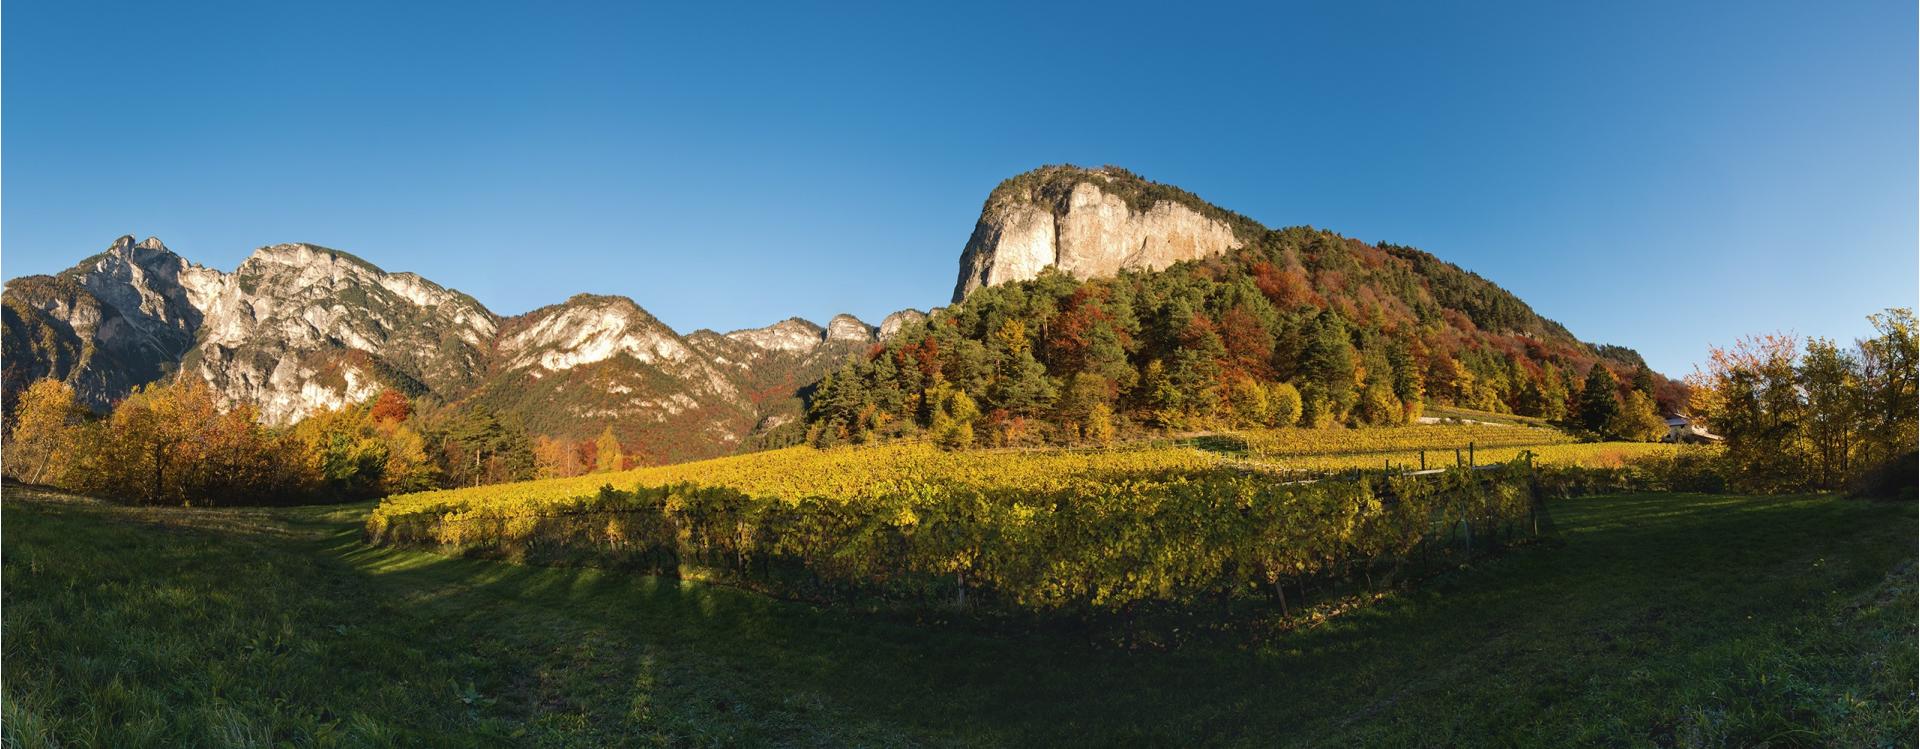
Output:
1299 310 1357 423
1857 308 1917 465
929 384 978 450
1689 334 1806 491
1578 365 1621 434
1267 382 1304 427
1225 376 1272 426
1798 337 1860 487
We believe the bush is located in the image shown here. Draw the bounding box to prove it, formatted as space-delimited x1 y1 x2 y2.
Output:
1849 451 1919 500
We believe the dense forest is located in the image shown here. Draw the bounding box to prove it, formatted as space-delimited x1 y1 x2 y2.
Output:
809 218 1682 448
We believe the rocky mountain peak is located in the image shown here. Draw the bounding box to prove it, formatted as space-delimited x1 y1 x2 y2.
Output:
825 314 875 343
878 308 928 341
953 165 1249 302
725 317 826 353
501 294 689 373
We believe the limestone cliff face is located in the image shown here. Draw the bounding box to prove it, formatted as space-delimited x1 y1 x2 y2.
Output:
952 166 1247 302
183 242 498 424
1 236 224 409
878 308 927 341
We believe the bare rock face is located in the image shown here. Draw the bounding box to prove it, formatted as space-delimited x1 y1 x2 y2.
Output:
725 317 826 354
952 166 1246 302
878 308 927 341
500 294 695 373
2 235 226 409
825 313 875 343
183 242 498 424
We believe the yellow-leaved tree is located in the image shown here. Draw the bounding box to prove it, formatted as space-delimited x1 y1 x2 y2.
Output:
4 378 82 486
595 426 624 473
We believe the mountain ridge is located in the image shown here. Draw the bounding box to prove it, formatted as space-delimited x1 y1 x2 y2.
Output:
2 235 892 461
3 164 1661 462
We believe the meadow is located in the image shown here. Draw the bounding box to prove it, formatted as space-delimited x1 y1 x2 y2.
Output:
5 486 1912 746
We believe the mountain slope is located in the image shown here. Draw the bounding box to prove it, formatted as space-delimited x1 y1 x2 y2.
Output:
954 166 1580 348
1 237 890 463
180 242 500 423
809 165 1673 445
2 237 220 409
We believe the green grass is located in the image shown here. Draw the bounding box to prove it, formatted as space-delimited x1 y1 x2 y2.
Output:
4 486 1914 747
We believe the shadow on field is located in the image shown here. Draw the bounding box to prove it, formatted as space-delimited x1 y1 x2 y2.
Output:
317 491 1913 745
6 490 1913 747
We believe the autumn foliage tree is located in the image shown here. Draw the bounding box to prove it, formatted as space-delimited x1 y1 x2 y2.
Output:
1688 309 1917 493
3 379 83 485
64 379 303 505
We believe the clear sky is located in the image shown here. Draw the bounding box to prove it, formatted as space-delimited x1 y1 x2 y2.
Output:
4 1 1913 376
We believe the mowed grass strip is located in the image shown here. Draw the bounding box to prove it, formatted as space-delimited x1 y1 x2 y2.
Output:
4 486 1913 747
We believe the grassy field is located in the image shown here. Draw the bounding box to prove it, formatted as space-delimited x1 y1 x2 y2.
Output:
5 486 1913 747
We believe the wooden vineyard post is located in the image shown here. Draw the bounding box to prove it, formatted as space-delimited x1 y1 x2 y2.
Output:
1527 450 1541 537
1469 441 1475 467
1420 449 1426 470
1455 448 1462 467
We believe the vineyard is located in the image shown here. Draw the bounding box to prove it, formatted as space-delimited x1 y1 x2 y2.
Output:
366 427 1602 619
1227 425 1682 474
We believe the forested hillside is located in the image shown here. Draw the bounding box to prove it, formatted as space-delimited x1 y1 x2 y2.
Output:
811 167 1682 447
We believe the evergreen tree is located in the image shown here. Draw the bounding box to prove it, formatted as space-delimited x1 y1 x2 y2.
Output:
1630 365 1657 396
1578 365 1621 434
1298 310 1357 423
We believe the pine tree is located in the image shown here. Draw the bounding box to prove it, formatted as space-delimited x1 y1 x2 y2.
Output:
1299 310 1357 423
1578 365 1621 435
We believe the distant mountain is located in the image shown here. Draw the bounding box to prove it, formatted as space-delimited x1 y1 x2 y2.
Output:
2 164 1667 463
2 236 900 463
952 165 1582 348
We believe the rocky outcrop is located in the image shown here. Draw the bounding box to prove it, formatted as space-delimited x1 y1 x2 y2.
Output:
952 165 1247 302
182 242 497 424
878 308 927 341
1 236 224 409
825 314 875 343
724 318 827 353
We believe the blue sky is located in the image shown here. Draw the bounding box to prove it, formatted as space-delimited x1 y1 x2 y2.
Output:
4 1 1913 376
